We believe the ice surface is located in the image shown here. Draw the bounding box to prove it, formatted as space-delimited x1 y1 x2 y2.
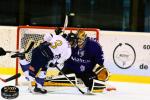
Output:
0 75 150 100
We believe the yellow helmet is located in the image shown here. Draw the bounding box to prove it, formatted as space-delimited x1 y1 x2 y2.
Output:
77 29 87 48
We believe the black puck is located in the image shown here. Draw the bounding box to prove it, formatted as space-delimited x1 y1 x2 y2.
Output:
1 86 19 99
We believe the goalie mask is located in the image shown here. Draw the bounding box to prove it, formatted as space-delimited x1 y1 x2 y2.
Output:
43 33 53 42
77 29 87 48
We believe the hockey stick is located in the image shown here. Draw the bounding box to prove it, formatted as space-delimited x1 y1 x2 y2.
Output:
55 65 85 94
24 41 35 53
62 15 68 33
0 41 34 56
58 15 68 36
8 41 34 54
54 64 94 95
11 41 34 58
0 73 21 82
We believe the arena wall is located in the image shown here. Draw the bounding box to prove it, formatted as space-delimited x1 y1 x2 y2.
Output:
0 26 150 83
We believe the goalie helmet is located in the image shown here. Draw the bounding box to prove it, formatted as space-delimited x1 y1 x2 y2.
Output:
76 29 87 48
43 33 53 42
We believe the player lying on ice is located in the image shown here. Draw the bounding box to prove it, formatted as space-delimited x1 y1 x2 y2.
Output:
59 29 110 93
10 32 71 94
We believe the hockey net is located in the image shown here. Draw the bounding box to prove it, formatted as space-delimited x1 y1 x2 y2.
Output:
16 26 100 86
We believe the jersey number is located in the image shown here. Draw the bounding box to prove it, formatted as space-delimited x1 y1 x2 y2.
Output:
50 40 62 49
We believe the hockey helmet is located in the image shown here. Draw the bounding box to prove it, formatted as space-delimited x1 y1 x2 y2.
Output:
55 27 62 35
67 32 77 47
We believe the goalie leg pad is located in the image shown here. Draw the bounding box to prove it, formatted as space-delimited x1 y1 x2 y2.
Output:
91 79 106 93
43 74 77 86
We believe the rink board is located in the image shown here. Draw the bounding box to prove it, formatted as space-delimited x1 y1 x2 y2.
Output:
0 26 150 84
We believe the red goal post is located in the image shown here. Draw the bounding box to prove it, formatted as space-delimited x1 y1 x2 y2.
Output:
16 26 100 85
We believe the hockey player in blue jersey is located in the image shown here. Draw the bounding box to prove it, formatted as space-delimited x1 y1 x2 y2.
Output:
60 29 110 92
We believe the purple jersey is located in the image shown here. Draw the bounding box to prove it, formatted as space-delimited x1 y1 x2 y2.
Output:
64 38 104 73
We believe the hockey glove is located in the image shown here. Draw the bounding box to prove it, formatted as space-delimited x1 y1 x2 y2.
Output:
93 65 110 82
49 62 55 68
49 61 64 70
0 47 6 56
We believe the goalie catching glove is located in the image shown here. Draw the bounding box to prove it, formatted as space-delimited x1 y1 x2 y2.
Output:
93 65 110 82
0 47 6 56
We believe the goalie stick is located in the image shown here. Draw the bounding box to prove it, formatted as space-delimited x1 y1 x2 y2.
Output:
54 64 94 95
0 73 21 82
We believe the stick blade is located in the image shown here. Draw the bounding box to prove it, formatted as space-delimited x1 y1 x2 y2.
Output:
5 73 21 82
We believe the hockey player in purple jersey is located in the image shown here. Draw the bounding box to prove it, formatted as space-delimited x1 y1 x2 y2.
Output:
60 29 110 92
